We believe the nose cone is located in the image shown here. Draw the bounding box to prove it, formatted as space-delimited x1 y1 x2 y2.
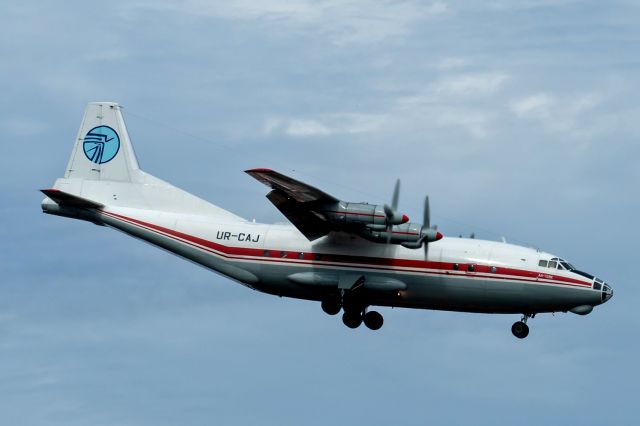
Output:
602 283 613 303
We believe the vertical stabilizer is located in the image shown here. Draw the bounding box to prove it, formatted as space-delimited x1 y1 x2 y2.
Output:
65 102 141 182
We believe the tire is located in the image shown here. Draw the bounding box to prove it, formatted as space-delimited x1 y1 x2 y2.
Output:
363 311 384 330
321 299 341 316
511 321 529 339
342 312 363 329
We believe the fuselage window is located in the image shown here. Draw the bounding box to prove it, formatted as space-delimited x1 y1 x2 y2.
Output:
453 263 459 270
298 252 305 259
490 266 497 273
539 260 548 267
315 254 322 261
468 264 475 272
263 250 270 257
280 251 287 258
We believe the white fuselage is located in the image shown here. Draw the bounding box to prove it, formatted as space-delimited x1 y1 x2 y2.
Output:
87 206 604 315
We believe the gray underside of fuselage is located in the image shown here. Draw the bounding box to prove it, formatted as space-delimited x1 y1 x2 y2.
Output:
103 215 601 315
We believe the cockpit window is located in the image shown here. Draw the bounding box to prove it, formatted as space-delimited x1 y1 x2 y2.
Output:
559 261 574 270
540 257 576 271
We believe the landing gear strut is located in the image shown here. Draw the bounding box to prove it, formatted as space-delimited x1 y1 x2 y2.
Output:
511 314 534 339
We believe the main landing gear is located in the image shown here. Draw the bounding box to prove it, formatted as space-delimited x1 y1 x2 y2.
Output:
511 314 535 339
321 296 384 331
342 309 384 330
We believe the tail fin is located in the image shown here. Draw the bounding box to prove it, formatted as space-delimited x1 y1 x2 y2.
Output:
65 102 141 182
45 101 245 222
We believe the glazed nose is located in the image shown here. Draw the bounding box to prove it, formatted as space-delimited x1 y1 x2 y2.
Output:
602 283 613 303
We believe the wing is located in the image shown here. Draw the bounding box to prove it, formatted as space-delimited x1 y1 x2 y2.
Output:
246 169 338 241
245 169 338 204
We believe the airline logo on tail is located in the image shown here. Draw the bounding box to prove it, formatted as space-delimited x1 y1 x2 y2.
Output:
83 125 120 164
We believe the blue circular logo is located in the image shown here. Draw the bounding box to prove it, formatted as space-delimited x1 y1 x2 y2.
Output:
83 125 120 164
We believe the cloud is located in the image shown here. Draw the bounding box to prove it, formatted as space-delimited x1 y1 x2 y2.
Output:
435 56 472 70
1 117 47 136
430 72 509 97
126 0 450 45
264 113 387 137
510 92 603 137
263 71 508 141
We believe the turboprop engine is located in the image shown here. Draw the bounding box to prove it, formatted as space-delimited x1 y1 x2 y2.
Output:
359 222 443 248
321 202 409 228
324 181 442 250
320 179 409 230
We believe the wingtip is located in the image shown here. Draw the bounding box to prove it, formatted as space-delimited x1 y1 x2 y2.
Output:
245 168 275 174
40 188 60 195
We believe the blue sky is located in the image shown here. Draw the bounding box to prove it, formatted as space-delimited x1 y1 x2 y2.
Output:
0 1 638 424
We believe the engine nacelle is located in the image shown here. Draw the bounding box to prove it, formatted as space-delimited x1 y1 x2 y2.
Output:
358 222 441 247
321 202 408 228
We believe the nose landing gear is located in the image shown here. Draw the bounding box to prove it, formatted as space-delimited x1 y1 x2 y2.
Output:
511 313 534 339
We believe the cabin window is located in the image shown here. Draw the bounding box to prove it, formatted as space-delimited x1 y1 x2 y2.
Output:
548 260 557 269
280 251 287 258
453 263 459 271
263 250 270 257
468 264 475 272
490 266 497 273
538 260 548 267
315 254 322 261
298 252 304 259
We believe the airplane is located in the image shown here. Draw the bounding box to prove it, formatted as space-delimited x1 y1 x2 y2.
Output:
41 102 613 339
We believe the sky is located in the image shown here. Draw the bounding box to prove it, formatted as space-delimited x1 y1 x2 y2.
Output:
0 0 638 424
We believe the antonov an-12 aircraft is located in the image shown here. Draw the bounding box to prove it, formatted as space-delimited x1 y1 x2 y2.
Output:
41 102 613 339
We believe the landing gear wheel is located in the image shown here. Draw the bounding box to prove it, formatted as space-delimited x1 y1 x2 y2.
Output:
342 311 363 329
363 311 384 330
511 321 529 339
321 299 341 316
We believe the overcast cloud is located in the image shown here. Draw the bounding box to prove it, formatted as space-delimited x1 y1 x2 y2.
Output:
0 1 638 425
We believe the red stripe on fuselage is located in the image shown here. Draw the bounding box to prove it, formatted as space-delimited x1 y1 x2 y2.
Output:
100 211 591 288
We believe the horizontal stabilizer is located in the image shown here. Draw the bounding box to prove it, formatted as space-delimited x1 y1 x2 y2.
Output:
40 189 103 209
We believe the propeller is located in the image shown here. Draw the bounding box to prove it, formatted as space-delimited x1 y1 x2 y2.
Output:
421 195 443 257
384 179 408 244
383 179 405 225
399 195 443 251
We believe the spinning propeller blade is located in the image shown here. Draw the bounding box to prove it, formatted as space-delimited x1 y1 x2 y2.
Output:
384 179 402 244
